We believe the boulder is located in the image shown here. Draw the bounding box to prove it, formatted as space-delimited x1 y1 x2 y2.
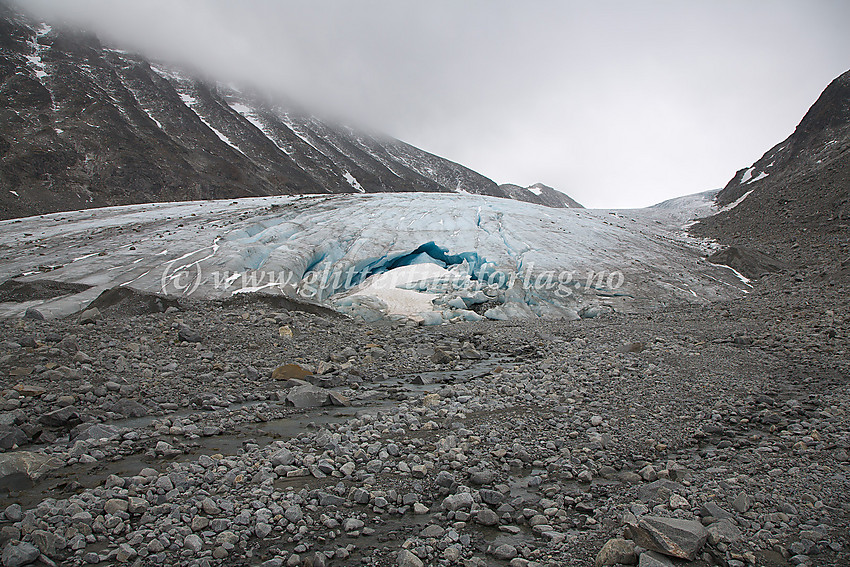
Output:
285 384 331 408
707 518 743 545
272 364 312 381
177 326 202 343
105 399 148 418
595 538 637 567
1 542 40 567
396 549 423 567
627 516 708 561
0 427 27 451
71 423 123 442
78 308 101 324
38 406 80 427
0 452 62 489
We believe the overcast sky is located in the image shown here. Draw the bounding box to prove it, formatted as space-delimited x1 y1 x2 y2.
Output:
20 0 850 208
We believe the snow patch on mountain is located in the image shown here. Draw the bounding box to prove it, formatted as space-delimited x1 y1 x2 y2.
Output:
720 190 754 213
343 171 365 192
24 23 51 80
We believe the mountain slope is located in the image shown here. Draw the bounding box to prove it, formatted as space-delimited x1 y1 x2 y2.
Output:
498 182 583 209
0 4 568 220
693 69 850 278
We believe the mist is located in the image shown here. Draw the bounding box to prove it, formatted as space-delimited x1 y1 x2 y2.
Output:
19 0 850 208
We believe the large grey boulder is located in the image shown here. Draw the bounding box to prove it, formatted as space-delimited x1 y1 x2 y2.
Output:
38 406 80 427
0 452 62 488
1 541 40 567
627 516 708 561
285 385 331 408
71 423 124 442
595 538 637 567
0 427 27 451
637 479 685 503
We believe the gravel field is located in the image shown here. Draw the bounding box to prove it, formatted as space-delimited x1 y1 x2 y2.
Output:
0 273 847 567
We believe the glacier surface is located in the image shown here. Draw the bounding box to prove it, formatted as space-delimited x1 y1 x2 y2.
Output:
0 193 745 321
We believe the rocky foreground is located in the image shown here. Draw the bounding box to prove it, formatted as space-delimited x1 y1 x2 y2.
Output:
0 276 848 567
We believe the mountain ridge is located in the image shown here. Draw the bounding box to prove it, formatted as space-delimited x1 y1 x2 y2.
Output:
693 68 850 279
0 4 580 219
498 182 583 209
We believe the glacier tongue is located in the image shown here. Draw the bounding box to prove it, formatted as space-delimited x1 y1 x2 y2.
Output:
0 193 749 321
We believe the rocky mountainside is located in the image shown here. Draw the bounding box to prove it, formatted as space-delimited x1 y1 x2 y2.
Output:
498 182 583 209
694 69 850 280
0 4 580 220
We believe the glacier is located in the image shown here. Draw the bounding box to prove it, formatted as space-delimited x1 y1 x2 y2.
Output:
0 193 745 322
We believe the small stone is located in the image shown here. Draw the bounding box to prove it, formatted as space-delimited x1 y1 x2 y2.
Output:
103 498 128 515
79 308 101 324
285 505 303 523
272 364 311 381
183 534 203 554
256 522 273 538
669 494 689 509
178 326 202 343
595 538 636 567
23 308 44 320
707 519 743 545
431 349 455 365
732 491 752 513
469 469 494 485
492 544 518 560
3 504 22 522
420 525 445 538
442 492 474 511
396 549 424 567
271 448 295 466
1 542 40 567
476 508 500 526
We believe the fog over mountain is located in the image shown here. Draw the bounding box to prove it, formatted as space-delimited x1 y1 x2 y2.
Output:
18 0 850 207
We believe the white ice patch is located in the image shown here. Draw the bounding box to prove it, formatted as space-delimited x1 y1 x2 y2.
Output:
146 114 164 131
179 93 197 106
343 171 365 193
9 191 19 197
346 263 449 316
709 262 752 287
528 186 543 196
720 190 754 213
229 102 292 155
747 172 769 184
740 167 755 184
175 88 244 154
25 23 52 80
206 124 242 152
279 114 325 156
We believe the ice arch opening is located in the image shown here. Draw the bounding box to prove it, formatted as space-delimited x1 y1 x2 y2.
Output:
361 241 489 282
